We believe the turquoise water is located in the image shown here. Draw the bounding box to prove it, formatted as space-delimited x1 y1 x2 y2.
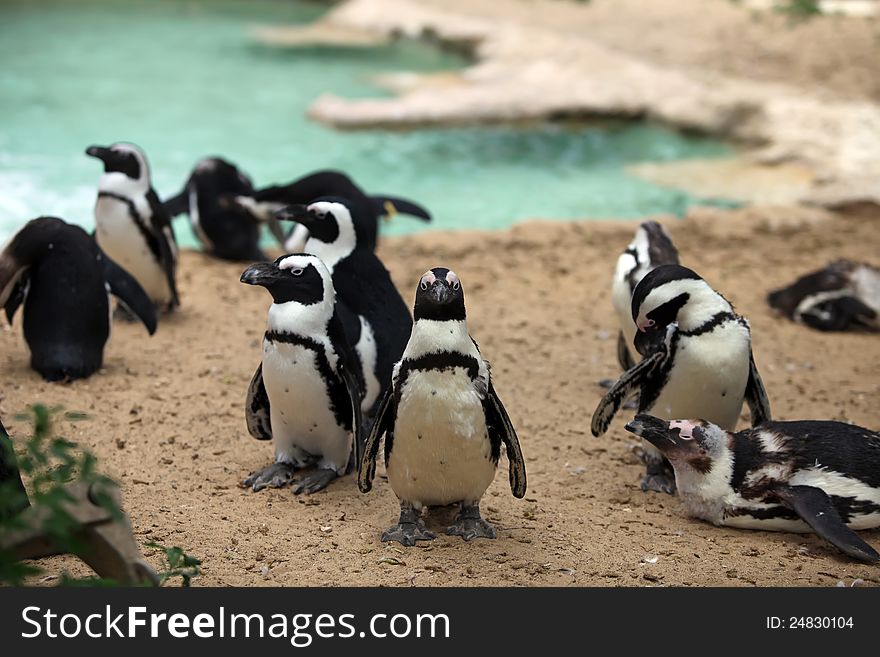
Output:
0 0 731 245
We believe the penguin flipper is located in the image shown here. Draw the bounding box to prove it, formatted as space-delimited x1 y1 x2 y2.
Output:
591 350 665 437
616 331 635 371
369 196 432 221
745 349 771 427
358 385 395 494
101 252 157 335
485 379 527 498
773 485 880 563
328 310 365 471
162 188 190 218
3 270 29 325
146 189 180 309
245 364 272 441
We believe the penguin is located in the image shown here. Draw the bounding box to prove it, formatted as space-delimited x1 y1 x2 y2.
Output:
625 414 880 563
274 197 413 416
86 142 179 311
592 264 771 494
240 253 364 494
610 221 680 371
0 217 157 381
1 417 29 520
358 268 527 546
767 259 879 332
163 156 285 262
233 169 432 253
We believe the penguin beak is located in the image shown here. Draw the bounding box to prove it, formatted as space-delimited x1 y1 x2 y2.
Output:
428 280 453 303
85 145 112 162
274 204 316 227
240 262 282 287
625 414 674 449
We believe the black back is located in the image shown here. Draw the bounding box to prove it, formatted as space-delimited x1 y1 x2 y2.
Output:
3 217 155 381
164 157 264 261
253 170 430 251
735 421 880 489
767 260 854 317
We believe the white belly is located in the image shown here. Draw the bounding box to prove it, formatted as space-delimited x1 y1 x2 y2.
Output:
387 369 496 508
356 317 380 412
649 325 751 431
95 196 170 305
262 341 351 473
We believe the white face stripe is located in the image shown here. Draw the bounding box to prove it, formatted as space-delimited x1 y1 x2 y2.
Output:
303 201 356 271
110 142 150 183
637 278 732 333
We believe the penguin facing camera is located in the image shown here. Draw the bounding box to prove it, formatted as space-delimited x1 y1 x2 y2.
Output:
163 156 284 262
86 142 179 313
241 253 364 495
0 217 156 382
626 414 880 563
274 197 412 417
592 264 771 494
767 259 879 332
359 268 527 546
233 169 431 253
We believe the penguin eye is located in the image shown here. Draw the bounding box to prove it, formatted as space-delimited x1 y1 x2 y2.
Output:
420 282 428 291
646 319 656 329
290 268 304 276
452 281 460 291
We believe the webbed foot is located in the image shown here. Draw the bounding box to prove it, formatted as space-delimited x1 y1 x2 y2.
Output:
445 504 496 541
243 462 296 492
292 468 338 495
381 502 436 546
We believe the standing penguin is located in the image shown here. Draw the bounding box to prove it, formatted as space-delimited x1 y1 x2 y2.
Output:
240 253 363 494
625 414 880 563
358 268 527 546
0 217 156 381
274 197 412 416
234 169 432 253
163 156 284 262
86 142 179 311
610 221 680 371
592 264 771 494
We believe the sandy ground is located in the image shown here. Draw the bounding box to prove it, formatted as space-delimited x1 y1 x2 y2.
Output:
419 0 880 103
2 206 878 587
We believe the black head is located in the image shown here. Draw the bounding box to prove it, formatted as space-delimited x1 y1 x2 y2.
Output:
192 157 253 195
413 267 465 321
274 196 373 247
85 143 147 180
630 264 705 355
766 260 855 317
240 253 329 305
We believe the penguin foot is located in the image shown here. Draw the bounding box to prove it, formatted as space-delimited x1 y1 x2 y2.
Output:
243 462 296 492
640 472 677 495
291 469 338 495
381 522 437 547
445 504 496 541
381 502 436 546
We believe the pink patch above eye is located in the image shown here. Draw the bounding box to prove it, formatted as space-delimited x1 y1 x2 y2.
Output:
669 420 695 439
420 271 437 287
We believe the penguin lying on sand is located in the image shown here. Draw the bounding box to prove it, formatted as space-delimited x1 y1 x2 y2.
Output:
592 264 771 494
234 169 431 253
241 253 364 494
163 156 285 262
274 197 412 416
767 260 879 332
86 142 179 312
611 221 680 372
626 414 880 563
359 268 527 546
0 217 156 381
